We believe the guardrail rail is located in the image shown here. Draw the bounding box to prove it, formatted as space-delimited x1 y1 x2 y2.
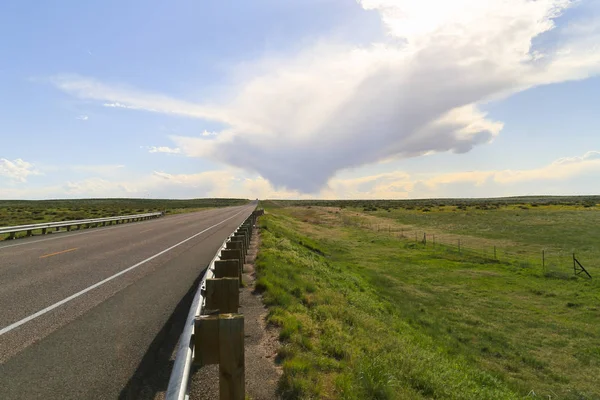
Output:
0 212 163 239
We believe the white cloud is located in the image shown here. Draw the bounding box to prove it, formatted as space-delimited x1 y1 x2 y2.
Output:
1 151 597 200
229 150 600 199
147 146 182 154
76 115 89 121
50 1 600 193
0 158 40 182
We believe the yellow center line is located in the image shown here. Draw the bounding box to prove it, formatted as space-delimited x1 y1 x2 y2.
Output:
39 248 78 259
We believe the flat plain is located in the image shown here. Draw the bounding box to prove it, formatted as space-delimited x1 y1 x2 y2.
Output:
255 197 600 399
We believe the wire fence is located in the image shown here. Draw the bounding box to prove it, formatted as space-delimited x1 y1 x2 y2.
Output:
336 214 592 279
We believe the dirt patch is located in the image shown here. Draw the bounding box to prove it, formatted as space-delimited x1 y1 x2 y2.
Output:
188 224 281 400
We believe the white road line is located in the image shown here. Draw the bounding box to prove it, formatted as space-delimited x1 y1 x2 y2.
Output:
0 208 247 336
0 207 234 251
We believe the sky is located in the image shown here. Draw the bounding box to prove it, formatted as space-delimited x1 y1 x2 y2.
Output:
1 0 599 200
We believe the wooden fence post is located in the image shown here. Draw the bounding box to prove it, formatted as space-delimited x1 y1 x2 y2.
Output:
542 250 545 272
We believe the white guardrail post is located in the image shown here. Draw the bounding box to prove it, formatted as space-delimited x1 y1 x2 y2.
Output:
0 212 164 239
166 207 258 400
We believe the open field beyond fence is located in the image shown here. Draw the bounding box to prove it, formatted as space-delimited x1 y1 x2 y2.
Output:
256 199 600 399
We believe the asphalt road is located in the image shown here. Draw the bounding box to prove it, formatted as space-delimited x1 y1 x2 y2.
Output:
0 204 255 399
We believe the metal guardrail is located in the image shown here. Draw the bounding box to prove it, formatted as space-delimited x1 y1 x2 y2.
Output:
0 212 163 237
166 213 254 400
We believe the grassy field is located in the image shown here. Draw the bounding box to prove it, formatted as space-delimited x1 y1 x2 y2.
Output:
272 197 600 278
0 198 249 239
255 201 600 399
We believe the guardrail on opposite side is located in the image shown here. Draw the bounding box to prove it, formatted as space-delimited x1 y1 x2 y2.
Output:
0 212 164 239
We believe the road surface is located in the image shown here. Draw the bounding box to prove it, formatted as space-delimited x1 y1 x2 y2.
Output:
0 204 255 399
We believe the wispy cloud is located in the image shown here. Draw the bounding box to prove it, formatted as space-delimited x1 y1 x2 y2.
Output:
76 115 89 121
50 1 600 193
50 76 237 124
0 158 40 183
146 146 182 154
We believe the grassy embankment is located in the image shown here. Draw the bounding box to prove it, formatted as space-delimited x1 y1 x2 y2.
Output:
255 203 600 399
0 198 249 239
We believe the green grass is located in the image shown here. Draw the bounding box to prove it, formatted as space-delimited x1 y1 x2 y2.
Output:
275 199 600 278
0 198 249 240
256 205 600 399
367 204 600 255
357 203 600 280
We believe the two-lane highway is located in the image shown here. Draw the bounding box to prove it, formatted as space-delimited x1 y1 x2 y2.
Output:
0 204 255 399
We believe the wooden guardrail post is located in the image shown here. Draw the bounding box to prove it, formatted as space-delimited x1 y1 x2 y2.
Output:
194 314 220 367
232 234 247 255
219 314 245 400
215 260 239 279
228 238 245 257
238 227 250 248
226 241 245 281
205 278 239 313
221 249 244 285
194 314 245 399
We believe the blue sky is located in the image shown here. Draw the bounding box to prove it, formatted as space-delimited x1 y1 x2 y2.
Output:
1 0 599 199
